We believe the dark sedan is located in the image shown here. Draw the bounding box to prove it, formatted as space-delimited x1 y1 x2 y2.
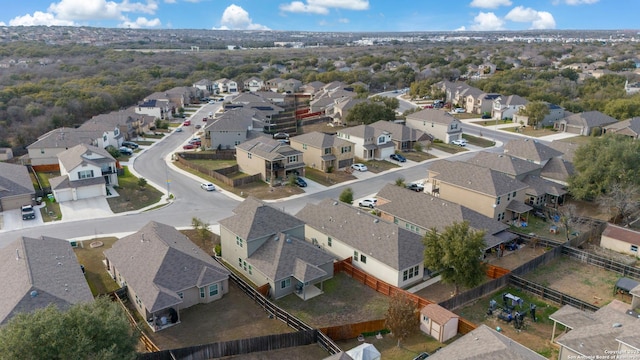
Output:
294 177 307 187
390 153 406 162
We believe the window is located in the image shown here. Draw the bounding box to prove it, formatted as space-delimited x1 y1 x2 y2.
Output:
394 217 398 224
303 144 307 150
247 153 252 159
632 245 638 252
209 284 218 296
243 261 247 271
353 251 359 261
360 254 367 263
234 140 241 146
496 196 501 205
40 149 45 154
512 191 517 197
280 278 290 289
341 146 351 154
135 294 142 308
238 257 242 267
328 237 332 247
324 147 331 155
78 170 94 179
507 193 511 201
177 292 184 299
377 136 386 144
288 155 298 163
200 287 205 298
236 236 243 247
248 265 252 275
498 212 505 221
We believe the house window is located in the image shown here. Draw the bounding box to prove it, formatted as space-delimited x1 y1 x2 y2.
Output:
498 212 505 221
248 265 252 275
243 261 247 271
238 257 242 267
341 146 351 153
496 196 501 205
200 288 205 298
234 140 241 146
394 217 398 224
78 170 94 179
40 149 45 154
360 254 367 264
288 155 298 163
247 153 252 159
353 251 359 261
423 315 430 322
403 270 408 281
280 278 290 289
236 236 243 247
209 284 218 296
632 245 638 252
324 147 331 155
377 136 385 144
303 144 307 150
507 193 511 201
135 295 142 308
177 292 183 299
328 237 332 247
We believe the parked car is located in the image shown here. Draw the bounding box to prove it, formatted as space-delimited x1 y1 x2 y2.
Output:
423 104 433 109
390 153 406 162
294 177 307 187
195 124 202 129
481 113 491 119
200 183 215 191
183 120 191 126
208 100 216 104
358 198 377 208
351 163 368 172
119 146 133 155
413 352 430 360
451 139 468 146
175 127 183 132
182 144 196 150
454 107 465 113
122 141 139 149
202 117 208 122
21 205 36 220
407 183 424 192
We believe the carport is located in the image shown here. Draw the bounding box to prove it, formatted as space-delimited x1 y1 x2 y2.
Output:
614 277 639 295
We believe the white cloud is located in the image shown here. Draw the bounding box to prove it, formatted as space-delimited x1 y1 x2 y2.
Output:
280 0 369 14
455 26 467 31
216 4 270 30
469 12 505 31
9 11 75 26
119 16 161 28
469 0 512 9
505 6 556 29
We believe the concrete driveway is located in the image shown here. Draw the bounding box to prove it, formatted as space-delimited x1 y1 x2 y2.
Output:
0 206 44 232
58 197 113 222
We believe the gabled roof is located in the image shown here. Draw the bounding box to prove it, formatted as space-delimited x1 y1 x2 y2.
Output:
602 223 640 246
496 94 528 106
80 111 135 132
604 117 640 136
547 141 580 162
104 222 229 313
430 160 529 197
466 152 541 177
57 144 115 172
0 162 34 200
376 184 510 249
236 135 302 161
428 324 546 360
290 131 353 149
562 111 618 128
204 108 257 133
219 196 304 241
421 303 459 324
521 175 567 197
504 139 563 163
405 109 459 126
369 120 432 142
0 236 93 324
295 199 424 271
540 157 575 182
26 127 96 149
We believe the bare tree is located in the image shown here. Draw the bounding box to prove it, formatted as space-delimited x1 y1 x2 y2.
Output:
597 183 640 226
558 204 578 243
385 293 419 347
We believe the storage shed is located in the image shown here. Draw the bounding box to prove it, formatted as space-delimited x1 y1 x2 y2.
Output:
420 303 459 343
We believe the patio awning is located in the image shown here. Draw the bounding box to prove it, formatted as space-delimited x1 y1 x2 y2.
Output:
506 200 533 214
321 155 336 161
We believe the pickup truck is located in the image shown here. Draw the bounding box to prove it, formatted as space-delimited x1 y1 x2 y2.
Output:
21 205 36 220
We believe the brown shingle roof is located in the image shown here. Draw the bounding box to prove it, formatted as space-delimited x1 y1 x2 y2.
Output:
421 303 458 324
504 139 563 163
466 152 541 177
0 162 34 200
602 224 640 246
430 159 529 197
290 131 353 150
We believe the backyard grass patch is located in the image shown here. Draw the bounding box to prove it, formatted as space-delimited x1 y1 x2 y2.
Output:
107 166 163 213
73 237 120 296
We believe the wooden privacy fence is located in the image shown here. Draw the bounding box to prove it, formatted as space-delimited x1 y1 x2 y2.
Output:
511 245 564 276
561 246 640 280
485 264 510 279
319 319 387 341
175 156 261 187
509 275 599 312
108 288 160 353
438 275 511 311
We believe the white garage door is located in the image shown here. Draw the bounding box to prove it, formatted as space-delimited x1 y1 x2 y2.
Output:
53 189 73 203
76 184 104 200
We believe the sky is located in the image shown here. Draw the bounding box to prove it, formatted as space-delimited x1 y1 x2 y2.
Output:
0 0 637 32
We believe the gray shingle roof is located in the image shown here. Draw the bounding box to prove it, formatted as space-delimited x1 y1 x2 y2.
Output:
0 236 93 324
428 324 546 360
604 117 640 136
236 135 302 161
370 120 432 142
498 94 528 106
563 111 618 128
290 131 353 149
405 109 458 125
430 159 529 197
466 152 541 177
504 139 563 163
295 198 424 271
104 221 229 313
0 162 34 200
204 108 256 132
540 157 575 182
546 141 580 162
26 127 97 149
57 144 115 172
522 175 567 197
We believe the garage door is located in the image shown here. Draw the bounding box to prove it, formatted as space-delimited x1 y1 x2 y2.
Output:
338 158 353 170
76 184 104 200
54 189 73 203
1 194 33 211
566 125 582 134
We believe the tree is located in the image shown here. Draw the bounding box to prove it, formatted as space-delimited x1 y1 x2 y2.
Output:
0 297 138 360
339 187 354 205
597 183 640 225
569 134 640 200
137 177 147 189
558 204 578 243
423 221 486 296
384 293 419 347
519 101 549 128
345 99 397 125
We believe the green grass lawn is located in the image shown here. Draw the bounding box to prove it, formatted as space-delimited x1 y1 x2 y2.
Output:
107 166 163 213
462 134 496 148
359 159 400 173
187 158 238 170
73 237 120 296
431 142 468 154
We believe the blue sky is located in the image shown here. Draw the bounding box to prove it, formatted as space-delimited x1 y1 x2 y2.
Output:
0 0 636 32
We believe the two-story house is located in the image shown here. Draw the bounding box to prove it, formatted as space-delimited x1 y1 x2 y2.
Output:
465 92 501 115
369 120 433 152
0 162 35 212
77 117 124 150
203 108 264 150
49 144 118 202
428 159 531 222
26 127 98 166
135 98 170 120
243 77 264 92
492 95 528 120
331 97 366 125
405 109 463 144
336 124 394 161
193 79 215 95
214 78 239 93
219 197 334 300
289 131 355 172
296 199 425 288
235 135 304 184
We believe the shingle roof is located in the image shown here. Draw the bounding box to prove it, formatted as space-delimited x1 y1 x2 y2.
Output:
498 94 528 107
602 224 640 246
295 199 424 270
430 159 529 197
421 303 459 325
466 152 541 177
604 117 640 136
369 120 432 142
0 162 34 200
104 221 229 313
236 135 302 161
428 324 546 360
546 141 579 163
504 139 563 163
563 111 618 128
521 175 567 197
26 127 97 149
57 144 115 172
405 109 459 125
0 236 93 324
540 157 575 182
204 108 256 132
290 131 353 150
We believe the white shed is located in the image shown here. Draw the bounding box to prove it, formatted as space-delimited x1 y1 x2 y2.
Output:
420 303 459 343
345 343 380 360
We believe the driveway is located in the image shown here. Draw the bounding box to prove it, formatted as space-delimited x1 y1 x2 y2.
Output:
0 206 44 232
58 197 113 222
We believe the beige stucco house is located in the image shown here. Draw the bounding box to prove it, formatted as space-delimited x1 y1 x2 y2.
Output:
336 124 395 161
26 127 98 166
600 223 640 257
289 131 354 172
0 162 36 212
235 135 305 184
405 109 463 144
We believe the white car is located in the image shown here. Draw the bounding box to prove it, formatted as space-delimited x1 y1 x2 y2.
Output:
351 163 368 172
200 183 215 191
451 139 468 146
358 198 377 208
454 108 466 113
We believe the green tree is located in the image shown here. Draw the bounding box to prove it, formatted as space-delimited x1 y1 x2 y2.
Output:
0 297 138 360
519 101 549 128
423 221 486 295
568 134 640 200
137 177 147 188
345 101 396 125
339 187 354 205
385 293 419 347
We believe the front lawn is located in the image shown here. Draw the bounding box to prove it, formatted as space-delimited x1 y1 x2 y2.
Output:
305 167 357 186
359 159 399 173
107 166 163 213
431 142 468 154
462 134 496 148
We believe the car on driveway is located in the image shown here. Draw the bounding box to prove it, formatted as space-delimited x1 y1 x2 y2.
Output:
122 141 139 149
351 163 368 172
407 183 424 192
119 146 133 155
200 183 215 191
481 113 491 119
358 198 377 208
454 107 465 113
390 153 406 162
21 205 36 220
294 177 307 187
182 144 196 150
451 139 468 146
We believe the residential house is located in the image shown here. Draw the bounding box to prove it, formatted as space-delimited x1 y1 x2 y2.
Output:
243 76 264 92
492 94 528 120
135 98 170 120
428 324 546 360
300 81 325 95
49 144 118 202
214 78 239 93
604 117 640 139
420 304 459 343
503 139 564 167
555 111 618 136
369 120 432 152
0 235 93 325
550 300 640 360
0 147 13 161
331 97 366 125
405 109 463 144
0 162 35 212
465 92 501 115
375 184 517 252
193 79 215 95
289 131 355 172
235 135 305 184
600 224 640 257
104 221 230 332
336 124 395 161
280 78 302 93
295 199 425 288
203 108 264 150
513 102 567 128
253 91 287 104
26 127 97 166
219 197 334 300
146 87 197 110
428 159 531 222
80 110 148 145
265 78 285 92
437 81 484 107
